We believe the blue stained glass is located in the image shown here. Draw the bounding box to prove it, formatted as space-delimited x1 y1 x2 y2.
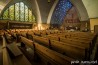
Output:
51 0 72 25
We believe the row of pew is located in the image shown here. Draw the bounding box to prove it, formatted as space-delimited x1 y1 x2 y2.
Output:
1 29 97 65
20 36 74 65
1 31 32 65
9 30 97 60
0 30 71 65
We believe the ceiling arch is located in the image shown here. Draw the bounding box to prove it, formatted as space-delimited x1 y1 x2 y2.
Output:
0 0 97 24
0 0 11 15
82 0 98 18
46 0 90 24
70 0 89 21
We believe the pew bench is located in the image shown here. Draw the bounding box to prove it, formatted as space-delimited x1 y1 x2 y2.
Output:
20 36 74 65
26 34 89 60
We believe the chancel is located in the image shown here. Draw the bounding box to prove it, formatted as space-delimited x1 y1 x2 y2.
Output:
0 0 98 65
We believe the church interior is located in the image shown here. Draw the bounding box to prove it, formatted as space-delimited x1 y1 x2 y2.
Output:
0 0 98 65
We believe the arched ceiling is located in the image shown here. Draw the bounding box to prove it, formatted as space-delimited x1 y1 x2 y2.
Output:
0 0 11 14
36 0 55 23
0 0 98 23
70 0 89 21
82 0 98 18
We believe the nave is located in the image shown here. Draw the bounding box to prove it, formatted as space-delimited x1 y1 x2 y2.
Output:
0 0 98 65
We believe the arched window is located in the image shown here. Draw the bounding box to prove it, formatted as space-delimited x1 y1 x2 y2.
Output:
1 2 35 22
51 0 72 25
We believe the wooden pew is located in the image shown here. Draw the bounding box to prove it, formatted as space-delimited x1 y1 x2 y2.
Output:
20 36 74 65
20 32 27 37
27 34 88 60
59 37 90 48
40 31 48 36
33 31 41 36
46 33 96 46
2 35 13 65
45 33 94 51
3 33 14 43
46 31 51 35
0 31 4 36
43 35 59 41
2 34 32 65
3 48 13 65
27 31 34 35
44 36 90 49
46 35 91 45
47 32 95 41
6 43 32 65
50 39 87 60
46 33 97 53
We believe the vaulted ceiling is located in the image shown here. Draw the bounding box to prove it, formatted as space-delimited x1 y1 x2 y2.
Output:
0 0 11 14
0 0 98 23
82 0 98 18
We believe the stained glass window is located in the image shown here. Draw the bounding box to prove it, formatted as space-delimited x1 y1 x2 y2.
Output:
29 10 33 22
32 15 35 22
9 5 14 20
3 9 8 19
20 2 24 21
51 0 72 25
15 3 19 21
1 2 35 22
25 5 28 21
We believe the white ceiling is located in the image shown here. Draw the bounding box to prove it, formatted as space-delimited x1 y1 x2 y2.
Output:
0 0 11 13
82 0 98 18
